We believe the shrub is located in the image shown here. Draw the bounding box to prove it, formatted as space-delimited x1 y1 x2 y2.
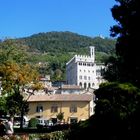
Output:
28 118 38 128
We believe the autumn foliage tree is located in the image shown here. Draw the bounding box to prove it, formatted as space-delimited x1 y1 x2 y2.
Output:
0 39 42 128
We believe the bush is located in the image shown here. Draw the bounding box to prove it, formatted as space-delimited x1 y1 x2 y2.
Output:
39 131 69 140
28 118 38 128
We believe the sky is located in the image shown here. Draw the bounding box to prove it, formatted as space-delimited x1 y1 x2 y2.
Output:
0 0 117 39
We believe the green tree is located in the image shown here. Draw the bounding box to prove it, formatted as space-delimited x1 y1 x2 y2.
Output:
28 118 39 128
57 112 64 122
0 39 28 64
5 91 29 117
93 82 140 139
53 69 63 81
69 82 140 140
105 0 140 88
0 96 7 116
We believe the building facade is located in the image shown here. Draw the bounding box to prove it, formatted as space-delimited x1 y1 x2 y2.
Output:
66 46 104 89
27 94 94 124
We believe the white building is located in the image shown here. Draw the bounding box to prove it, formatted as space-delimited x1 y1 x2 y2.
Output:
66 46 105 89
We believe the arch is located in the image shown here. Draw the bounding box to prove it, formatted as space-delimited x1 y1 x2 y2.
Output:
84 83 87 89
88 83 91 88
79 82 82 87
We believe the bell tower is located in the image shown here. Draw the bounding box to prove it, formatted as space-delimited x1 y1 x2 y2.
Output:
89 46 95 62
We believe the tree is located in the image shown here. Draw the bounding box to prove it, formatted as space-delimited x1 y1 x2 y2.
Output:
0 39 42 129
105 0 140 88
0 96 7 117
93 82 140 139
70 82 140 140
0 39 28 64
5 91 29 117
57 112 64 122
53 69 63 81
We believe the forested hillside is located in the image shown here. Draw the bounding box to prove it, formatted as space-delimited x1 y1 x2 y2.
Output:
1 31 116 80
18 31 115 55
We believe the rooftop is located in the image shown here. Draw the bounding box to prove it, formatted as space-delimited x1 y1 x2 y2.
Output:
60 85 83 90
27 94 93 102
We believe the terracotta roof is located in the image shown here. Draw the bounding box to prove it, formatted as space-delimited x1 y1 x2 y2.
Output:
27 94 93 102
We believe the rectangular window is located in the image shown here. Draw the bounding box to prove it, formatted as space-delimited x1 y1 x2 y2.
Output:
79 75 82 79
96 69 101 76
70 117 78 124
36 106 43 112
51 105 58 113
70 105 77 113
84 76 87 80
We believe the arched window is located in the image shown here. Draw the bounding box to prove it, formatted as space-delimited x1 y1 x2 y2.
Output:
88 83 91 88
92 83 95 87
79 82 82 87
84 83 87 89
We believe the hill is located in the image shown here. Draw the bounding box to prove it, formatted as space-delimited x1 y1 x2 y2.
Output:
18 31 115 55
1 31 116 80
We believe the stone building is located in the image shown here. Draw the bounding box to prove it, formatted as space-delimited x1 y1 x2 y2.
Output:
66 46 105 89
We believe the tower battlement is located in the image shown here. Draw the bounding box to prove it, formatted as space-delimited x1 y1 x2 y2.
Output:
66 46 95 65
75 55 94 63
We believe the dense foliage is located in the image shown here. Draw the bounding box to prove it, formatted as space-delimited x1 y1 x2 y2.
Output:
28 118 39 128
105 0 140 88
68 82 140 140
16 31 116 64
18 31 115 55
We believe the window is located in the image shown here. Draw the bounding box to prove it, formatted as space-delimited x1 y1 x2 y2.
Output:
96 69 101 76
88 83 91 88
51 105 58 113
84 83 87 89
79 82 82 87
70 117 78 124
36 105 43 112
84 76 87 80
36 116 42 118
79 75 82 79
70 105 77 113
88 76 90 80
